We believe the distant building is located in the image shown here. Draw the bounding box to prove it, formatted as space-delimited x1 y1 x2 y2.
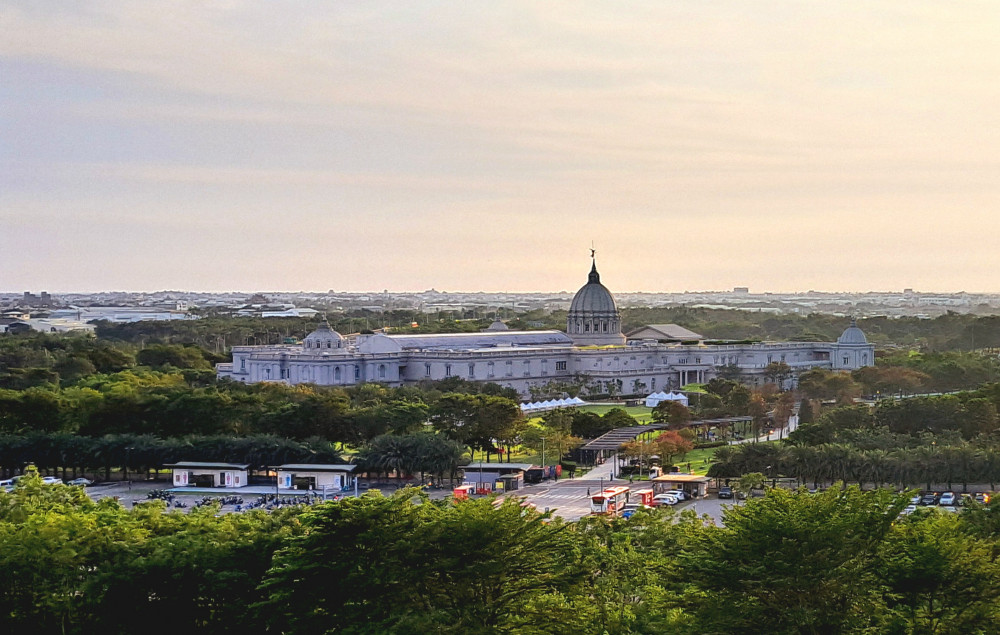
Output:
20 291 54 307
625 324 704 343
217 257 874 396
733 287 750 294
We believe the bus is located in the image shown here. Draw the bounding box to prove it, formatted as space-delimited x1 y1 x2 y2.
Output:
590 486 631 516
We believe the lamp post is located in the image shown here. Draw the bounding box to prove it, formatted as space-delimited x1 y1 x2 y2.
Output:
125 447 133 492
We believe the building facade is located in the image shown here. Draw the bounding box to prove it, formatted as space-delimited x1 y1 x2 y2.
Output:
217 258 875 397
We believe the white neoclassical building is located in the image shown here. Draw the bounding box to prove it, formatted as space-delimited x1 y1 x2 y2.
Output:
217 258 874 396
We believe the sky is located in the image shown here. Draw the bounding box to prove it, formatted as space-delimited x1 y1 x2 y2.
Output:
3 2 1000 293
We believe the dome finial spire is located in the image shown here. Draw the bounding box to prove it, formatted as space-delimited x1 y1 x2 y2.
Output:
589 244 600 283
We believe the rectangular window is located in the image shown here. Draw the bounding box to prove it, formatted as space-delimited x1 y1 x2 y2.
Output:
445 364 452 377
506 360 513 376
468 363 475 379
425 363 431 377
488 362 495 377
354 366 361 380
555 361 567 371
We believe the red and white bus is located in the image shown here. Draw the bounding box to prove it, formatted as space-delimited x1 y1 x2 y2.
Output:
590 486 631 516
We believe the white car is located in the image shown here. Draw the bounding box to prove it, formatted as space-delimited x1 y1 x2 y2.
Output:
662 489 690 501
651 494 679 506
939 492 956 506
66 478 93 486
901 505 918 515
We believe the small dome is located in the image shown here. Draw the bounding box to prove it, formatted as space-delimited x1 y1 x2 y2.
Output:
484 318 509 331
837 318 868 345
303 318 344 349
568 261 618 316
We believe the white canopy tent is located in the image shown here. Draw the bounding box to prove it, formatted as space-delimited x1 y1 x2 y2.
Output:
645 391 689 408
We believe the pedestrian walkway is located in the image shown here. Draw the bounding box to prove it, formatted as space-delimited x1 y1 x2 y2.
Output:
578 458 618 481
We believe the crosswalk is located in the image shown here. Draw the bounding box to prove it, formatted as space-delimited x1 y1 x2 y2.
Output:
534 492 586 501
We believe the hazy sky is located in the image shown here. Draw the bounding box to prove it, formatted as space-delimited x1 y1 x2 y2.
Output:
3 2 1000 293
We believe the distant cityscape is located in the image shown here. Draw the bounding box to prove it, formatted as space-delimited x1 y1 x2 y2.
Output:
4 287 1000 333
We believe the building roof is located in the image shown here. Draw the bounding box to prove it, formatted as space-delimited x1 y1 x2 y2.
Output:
165 461 251 470
568 259 618 317
274 464 357 473
837 318 868 345
484 318 509 331
626 324 704 341
651 474 711 483
461 463 534 471
385 331 572 350
304 317 344 343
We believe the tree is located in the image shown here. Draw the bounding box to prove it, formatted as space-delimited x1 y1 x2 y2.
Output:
773 391 796 439
651 400 691 428
877 512 1000 633
748 393 768 440
736 471 766 499
654 430 694 465
799 398 815 424
680 486 907 634
257 490 584 634
763 361 792 387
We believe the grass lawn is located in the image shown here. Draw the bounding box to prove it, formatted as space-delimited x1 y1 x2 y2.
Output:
574 404 655 423
676 446 723 476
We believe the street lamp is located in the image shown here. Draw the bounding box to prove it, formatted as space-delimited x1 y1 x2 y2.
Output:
125 447 133 492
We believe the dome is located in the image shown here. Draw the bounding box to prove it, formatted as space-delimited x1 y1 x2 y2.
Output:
566 256 625 346
303 318 344 350
484 318 509 331
837 318 868 345
568 261 618 316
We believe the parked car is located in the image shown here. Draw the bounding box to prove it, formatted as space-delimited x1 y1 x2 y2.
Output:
975 492 991 504
663 489 690 501
920 493 939 506
909 495 921 506
651 494 679 507
718 486 734 499
66 478 93 486
938 492 956 506
41 476 61 484
621 503 651 519
901 505 918 515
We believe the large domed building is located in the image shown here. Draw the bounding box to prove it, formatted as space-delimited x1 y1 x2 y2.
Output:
218 256 874 396
566 257 626 346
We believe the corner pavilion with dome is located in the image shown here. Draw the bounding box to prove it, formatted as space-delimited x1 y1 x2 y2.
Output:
217 257 874 397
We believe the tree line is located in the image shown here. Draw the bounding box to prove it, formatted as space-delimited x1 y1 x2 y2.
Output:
5 473 1000 634
711 385 1000 488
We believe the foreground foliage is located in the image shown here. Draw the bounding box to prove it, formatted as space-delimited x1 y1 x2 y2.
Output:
5 471 1000 634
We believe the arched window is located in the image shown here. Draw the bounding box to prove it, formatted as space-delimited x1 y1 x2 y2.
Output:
335 366 342 381
378 364 386 379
